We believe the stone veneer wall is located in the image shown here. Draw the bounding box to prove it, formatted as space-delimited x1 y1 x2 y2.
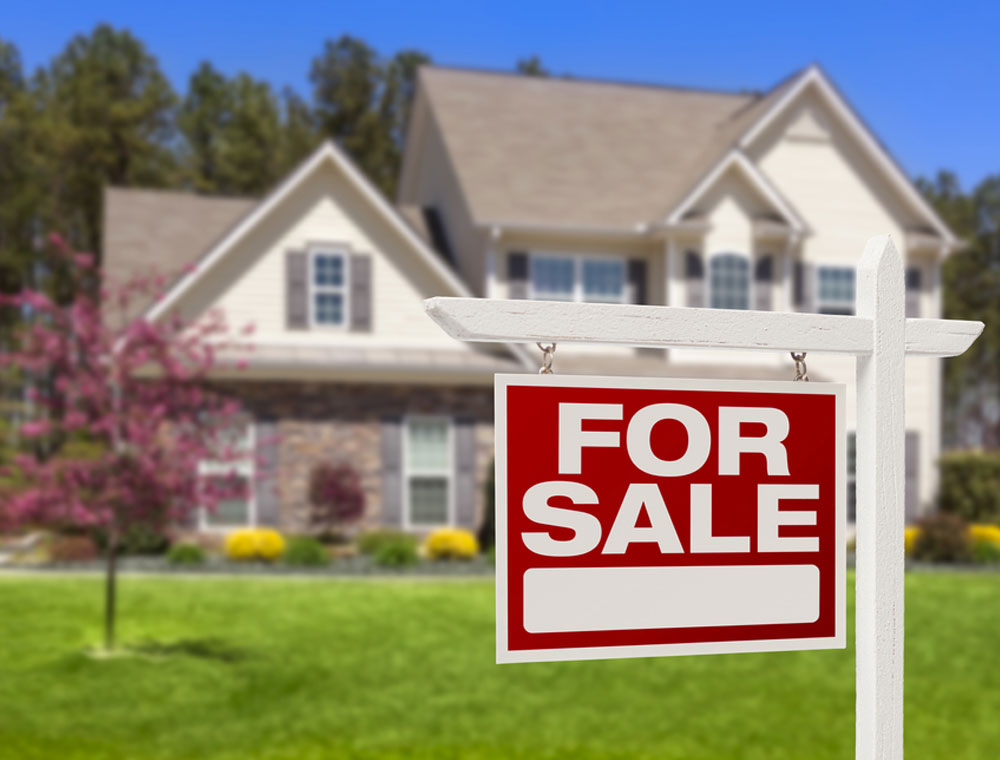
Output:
212 381 495 534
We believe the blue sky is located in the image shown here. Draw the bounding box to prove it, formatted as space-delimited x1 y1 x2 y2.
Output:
3 0 998 188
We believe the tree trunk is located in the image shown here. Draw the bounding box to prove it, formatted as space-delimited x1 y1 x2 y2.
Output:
104 527 118 651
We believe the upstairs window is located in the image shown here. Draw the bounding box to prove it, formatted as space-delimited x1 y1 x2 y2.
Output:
530 254 626 303
709 253 750 310
405 417 452 528
531 256 575 300
310 252 348 326
817 266 855 315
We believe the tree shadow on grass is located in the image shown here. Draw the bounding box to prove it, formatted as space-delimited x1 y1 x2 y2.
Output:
125 638 249 663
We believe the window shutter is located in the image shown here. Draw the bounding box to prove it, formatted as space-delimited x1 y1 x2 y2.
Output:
684 250 705 308
380 417 404 526
905 267 923 318
905 431 920 522
286 250 309 329
754 254 774 311
453 418 477 529
255 420 280 527
794 261 814 312
626 259 647 305
507 252 529 299
349 253 373 331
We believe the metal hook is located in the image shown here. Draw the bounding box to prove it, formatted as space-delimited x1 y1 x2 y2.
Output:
537 343 556 374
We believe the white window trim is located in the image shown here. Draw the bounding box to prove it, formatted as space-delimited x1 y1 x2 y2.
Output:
308 248 350 329
527 252 629 304
198 423 257 532
402 415 454 530
815 264 856 315
706 251 754 310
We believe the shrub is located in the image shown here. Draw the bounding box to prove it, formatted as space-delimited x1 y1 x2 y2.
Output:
373 534 419 568
283 536 331 567
224 528 286 562
969 523 1000 564
93 523 170 556
912 513 971 563
938 451 1000 524
49 534 99 562
308 461 365 536
424 528 479 561
357 529 411 556
167 543 205 566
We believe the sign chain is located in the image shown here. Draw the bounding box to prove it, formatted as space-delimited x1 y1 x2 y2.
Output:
790 352 809 382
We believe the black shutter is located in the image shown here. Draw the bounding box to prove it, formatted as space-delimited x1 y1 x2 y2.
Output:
453 418 477 529
255 420 280 526
754 254 774 311
380 417 404 526
793 261 814 312
286 250 309 329
684 250 705 308
508 252 529 299
905 267 923 318
349 254 372 331
627 259 647 305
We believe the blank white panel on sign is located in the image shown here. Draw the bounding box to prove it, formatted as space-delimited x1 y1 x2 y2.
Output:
523 565 820 634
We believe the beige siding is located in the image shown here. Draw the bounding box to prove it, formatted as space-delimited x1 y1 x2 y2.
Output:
173 160 464 349
748 89 941 514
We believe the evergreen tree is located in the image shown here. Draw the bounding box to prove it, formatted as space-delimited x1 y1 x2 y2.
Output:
36 25 177 258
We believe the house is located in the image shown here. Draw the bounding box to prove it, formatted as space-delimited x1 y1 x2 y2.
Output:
103 63 957 535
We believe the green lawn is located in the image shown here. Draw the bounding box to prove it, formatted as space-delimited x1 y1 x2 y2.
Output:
0 571 998 759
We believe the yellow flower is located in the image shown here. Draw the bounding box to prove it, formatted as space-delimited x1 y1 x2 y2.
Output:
904 526 921 555
969 523 1000 549
255 528 286 561
225 528 286 561
424 528 479 560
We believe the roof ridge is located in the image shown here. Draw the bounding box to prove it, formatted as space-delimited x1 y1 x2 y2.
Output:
422 64 756 100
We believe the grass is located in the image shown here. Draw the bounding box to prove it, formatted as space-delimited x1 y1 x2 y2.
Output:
0 571 998 759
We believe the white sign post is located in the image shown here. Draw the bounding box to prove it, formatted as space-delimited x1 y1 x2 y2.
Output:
425 235 984 760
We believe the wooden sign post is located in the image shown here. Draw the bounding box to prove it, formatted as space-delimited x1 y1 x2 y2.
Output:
425 235 983 760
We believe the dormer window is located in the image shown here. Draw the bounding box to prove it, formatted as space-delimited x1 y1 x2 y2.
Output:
310 251 348 327
709 253 750 310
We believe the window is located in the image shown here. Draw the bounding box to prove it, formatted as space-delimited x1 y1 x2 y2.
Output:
199 422 255 530
817 266 855 315
405 417 452 527
310 251 348 326
530 254 626 303
709 253 750 310
847 431 856 522
531 256 575 300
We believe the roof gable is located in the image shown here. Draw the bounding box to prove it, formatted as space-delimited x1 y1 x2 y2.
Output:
146 141 476 323
735 65 956 246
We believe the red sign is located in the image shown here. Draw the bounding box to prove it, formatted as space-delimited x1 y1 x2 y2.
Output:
495 375 846 663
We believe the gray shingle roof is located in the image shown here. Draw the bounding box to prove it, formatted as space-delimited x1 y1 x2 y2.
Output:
417 66 802 229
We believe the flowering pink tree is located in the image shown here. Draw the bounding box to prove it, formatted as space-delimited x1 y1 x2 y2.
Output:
0 236 252 650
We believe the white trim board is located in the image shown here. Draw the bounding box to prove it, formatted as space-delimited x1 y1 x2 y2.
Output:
425 295 982 357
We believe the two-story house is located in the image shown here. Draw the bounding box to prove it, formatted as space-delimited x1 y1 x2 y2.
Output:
103 63 957 535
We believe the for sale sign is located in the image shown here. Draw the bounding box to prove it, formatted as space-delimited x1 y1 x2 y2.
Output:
495 375 846 664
